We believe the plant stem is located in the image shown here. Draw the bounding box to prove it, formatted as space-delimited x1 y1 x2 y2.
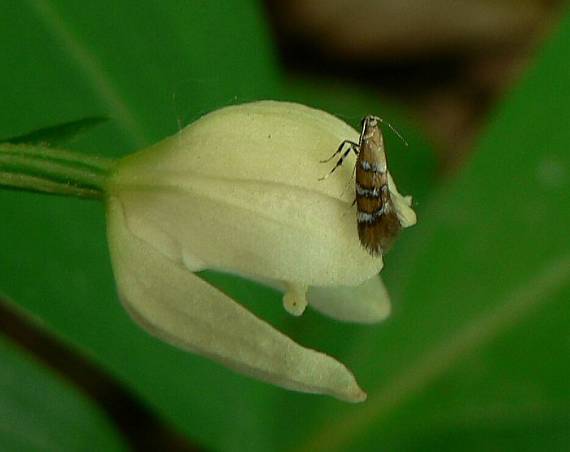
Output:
0 143 115 199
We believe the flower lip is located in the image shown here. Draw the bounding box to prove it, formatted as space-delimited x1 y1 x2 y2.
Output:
107 196 368 402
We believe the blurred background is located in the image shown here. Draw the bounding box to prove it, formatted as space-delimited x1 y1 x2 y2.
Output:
0 1 568 451
267 0 561 171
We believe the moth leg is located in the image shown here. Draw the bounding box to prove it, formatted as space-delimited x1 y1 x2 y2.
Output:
340 161 357 198
319 140 359 163
319 144 358 181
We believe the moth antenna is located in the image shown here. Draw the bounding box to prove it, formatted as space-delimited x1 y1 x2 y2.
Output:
378 118 408 147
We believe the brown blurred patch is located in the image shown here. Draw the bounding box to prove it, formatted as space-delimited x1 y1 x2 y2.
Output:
266 0 565 172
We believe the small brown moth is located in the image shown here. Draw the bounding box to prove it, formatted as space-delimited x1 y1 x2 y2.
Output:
320 115 405 256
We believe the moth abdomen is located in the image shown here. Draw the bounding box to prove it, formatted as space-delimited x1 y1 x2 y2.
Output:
320 114 404 257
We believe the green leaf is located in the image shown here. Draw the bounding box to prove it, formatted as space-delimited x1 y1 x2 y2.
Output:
291 10 570 452
1 117 108 146
0 0 280 153
0 0 281 450
0 327 126 451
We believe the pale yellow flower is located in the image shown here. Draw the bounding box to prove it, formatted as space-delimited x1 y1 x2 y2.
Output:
105 101 416 402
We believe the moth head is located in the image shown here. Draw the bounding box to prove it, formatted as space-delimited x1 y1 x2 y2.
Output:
362 115 381 128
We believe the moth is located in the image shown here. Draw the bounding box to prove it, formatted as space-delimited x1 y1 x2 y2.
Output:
320 115 404 256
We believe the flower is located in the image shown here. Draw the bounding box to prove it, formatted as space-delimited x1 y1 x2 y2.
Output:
105 101 416 402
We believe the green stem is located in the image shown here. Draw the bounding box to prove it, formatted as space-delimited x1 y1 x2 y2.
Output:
0 143 115 199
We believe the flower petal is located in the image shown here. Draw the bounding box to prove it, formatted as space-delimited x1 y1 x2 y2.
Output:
106 197 367 402
115 101 361 202
112 178 381 287
388 173 417 228
109 101 390 287
308 276 391 324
